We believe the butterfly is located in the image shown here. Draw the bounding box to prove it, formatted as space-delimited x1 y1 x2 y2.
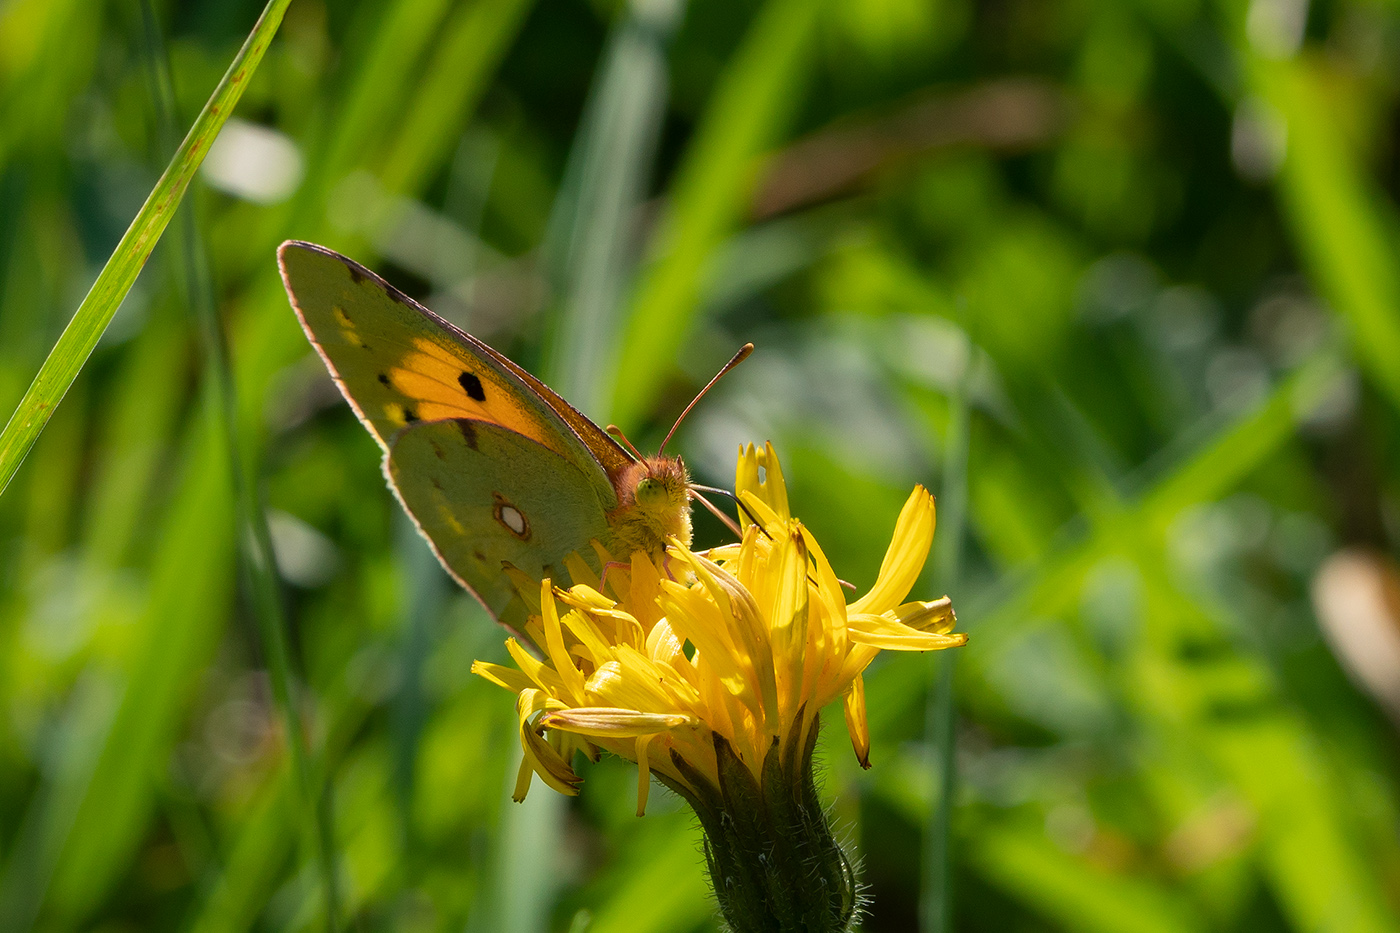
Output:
277 241 748 633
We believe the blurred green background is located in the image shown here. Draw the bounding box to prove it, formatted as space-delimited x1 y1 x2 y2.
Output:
5 0 1400 930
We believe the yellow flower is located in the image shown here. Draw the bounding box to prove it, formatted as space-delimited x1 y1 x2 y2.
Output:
472 442 966 816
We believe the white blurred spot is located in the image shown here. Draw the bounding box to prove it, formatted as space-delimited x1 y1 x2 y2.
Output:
1045 803 1096 854
202 118 304 204
1078 253 1158 322
1312 549 1400 724
1206 347 1270 412
205 673 274 766
1147 285 1220 353
1231 97 1287 182
1250 288 1327 366
267 509 339 587
1247 0 1309 58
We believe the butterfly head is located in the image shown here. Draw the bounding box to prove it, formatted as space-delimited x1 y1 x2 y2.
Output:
603 344 755 560
610 455 693 557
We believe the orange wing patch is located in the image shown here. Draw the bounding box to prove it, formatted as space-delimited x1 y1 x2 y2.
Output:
280 242 576 459
375 337 558 450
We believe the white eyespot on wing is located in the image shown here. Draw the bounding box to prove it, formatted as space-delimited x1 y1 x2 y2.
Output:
501 507 525 534
493 493 530 540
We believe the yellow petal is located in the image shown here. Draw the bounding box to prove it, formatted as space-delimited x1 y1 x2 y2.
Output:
503 562 542 613
849 486 935 616
705 543 743 563
541 707 693 737
540 579 587 705
765 527 809 729
559 606 615 667
799 523 849 634
586 655 680 710
626 550 665 631
574 603 647 651
890 597 956 633
563 551 601 591
472 660 534 694
843 674 871 769
736 442 790 523
505 638 567 695
517 690 582 796
512 752 536 803
847 612 967 651
737 490 781 531
558 583 616 612
647 618 687 667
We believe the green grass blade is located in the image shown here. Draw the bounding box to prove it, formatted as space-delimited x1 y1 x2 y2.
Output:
379 0 538 197
584 821 711 933
39 395 237 928
541 0 686 413
1247 57 1400 412
494 750 568 933
970 822 1206 933
1133 567 1400 933
0 0 292 498
608 0 821 429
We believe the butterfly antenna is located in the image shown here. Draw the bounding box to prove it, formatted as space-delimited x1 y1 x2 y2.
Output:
690 489 743 538
690 482 766 532
659 343 754 455
606 424 644 462
692 483 846 591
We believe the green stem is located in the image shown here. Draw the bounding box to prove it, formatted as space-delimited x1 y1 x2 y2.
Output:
920 334 972 933
663 725 857 933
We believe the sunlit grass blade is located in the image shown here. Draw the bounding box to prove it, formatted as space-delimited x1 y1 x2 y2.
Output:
609 0 820 429
970 822 1206 933
495 750 568 933
379 0 538 196
1247 56 1400 413
0 0 292 499
540 0 685 413
19 399 237 929
1133 566 1400 933
581 820 711 933
862 346 1347 736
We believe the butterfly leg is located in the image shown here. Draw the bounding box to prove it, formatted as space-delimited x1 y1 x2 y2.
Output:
598 560 632 600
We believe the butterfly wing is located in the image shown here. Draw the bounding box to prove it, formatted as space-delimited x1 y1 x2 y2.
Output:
277 240 630 492
387 418 612 629
279 240 634 627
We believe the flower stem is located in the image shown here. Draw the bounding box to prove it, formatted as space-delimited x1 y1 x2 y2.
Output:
662 721 857 933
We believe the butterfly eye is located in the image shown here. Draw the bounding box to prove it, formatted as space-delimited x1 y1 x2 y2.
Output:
635 477 665 507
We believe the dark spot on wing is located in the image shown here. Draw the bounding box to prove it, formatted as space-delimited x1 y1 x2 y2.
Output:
454 418 478 450
347 265 366 285
404 409 419 423
431 478 443 490
473 550 486 562
458 371 486 402
378 373 390 386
